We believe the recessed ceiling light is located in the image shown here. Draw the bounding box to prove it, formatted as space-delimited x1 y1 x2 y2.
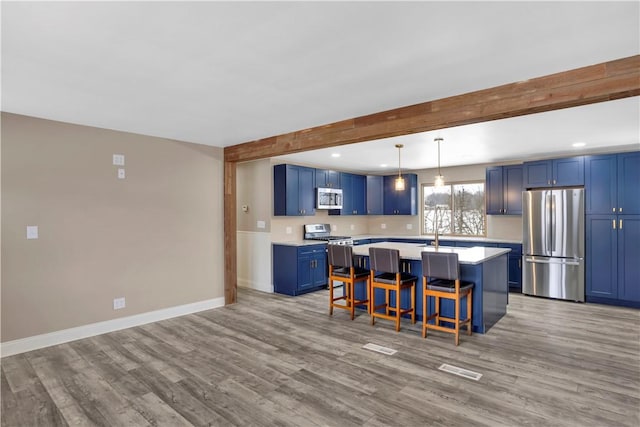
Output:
572 142 586 147
380 163 388 168
331 153 341 158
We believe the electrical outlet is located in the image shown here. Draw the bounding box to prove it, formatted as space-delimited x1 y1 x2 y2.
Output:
117 168 126 179
406 224 413 230
350 224 355 230
381 223 387 229
113 297 126 310
285 226 292 234
257 220 265 229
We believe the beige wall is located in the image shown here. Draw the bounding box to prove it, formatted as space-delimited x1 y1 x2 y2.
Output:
236 159 272 232
1 113 224 342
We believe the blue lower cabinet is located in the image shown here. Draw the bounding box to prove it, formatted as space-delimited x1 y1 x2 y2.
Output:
498 243 522 293
273 244 327 296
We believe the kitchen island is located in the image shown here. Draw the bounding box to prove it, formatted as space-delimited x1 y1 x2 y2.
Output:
351 242 510 333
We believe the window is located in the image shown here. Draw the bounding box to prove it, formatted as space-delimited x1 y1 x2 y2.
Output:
423 182 486 236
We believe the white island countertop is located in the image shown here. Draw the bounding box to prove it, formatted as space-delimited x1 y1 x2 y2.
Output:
351 242 511 265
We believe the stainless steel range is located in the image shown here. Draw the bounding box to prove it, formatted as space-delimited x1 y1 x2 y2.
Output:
304 224 353 245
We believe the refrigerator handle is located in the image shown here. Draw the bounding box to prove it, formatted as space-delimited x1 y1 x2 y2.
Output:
545 192 552 255
551 193 556 253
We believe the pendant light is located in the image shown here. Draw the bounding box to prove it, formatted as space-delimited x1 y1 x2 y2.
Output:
394 144 405 191
434 137 445 187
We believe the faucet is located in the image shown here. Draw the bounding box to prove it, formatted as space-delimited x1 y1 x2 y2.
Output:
434 205 439 250
431 205 439 250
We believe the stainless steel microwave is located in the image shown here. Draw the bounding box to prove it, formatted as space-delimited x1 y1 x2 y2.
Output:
316 187 343 209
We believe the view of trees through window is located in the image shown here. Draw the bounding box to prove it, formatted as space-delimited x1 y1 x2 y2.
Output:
423 182 486 236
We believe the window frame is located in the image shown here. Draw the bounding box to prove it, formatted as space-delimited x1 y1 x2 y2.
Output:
421 180 487 237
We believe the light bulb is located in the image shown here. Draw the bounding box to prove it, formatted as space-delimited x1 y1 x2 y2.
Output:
434 175 445 187
395 176 405 191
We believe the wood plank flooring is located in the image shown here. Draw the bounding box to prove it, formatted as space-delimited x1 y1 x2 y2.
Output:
2 288 639 426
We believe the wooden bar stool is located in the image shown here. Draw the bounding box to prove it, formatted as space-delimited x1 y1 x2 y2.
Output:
421 251 474 346
369 247 416 332
328 245 370 320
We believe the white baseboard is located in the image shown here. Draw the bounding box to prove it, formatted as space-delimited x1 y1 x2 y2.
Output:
0 297 225 357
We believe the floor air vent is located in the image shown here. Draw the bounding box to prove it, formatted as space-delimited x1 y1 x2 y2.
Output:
438 363 482 381
362 343 397 355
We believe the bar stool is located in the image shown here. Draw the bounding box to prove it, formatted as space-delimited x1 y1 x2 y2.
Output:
421 251 474 346
369 247 416 332
328 245 370 320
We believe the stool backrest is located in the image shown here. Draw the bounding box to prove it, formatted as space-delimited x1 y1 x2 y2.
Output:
369 247 401 274
328 244 354 269
421 251 460 280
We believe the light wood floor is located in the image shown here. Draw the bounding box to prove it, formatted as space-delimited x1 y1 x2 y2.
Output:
2 288 639 426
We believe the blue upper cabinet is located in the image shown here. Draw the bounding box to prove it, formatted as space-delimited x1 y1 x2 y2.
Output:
618 152 640 215
486 165 523 215
315 169 340 188
585 154 617 214
523 156 584 188
366 175 384 215
485 166 504 215
585 151 640 215
273 164 316 216
331 172 367 215
383 174 418 215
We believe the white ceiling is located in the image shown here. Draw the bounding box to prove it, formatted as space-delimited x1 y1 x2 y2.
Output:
2 1 639 171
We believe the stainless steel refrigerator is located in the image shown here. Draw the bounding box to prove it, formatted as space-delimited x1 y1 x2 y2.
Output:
522 188 585 302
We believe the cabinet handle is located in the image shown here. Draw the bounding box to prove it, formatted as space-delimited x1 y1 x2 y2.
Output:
548 180 551 185
518 259 521 268
612 207 616 212
619 219 623 229
553 179 557 185
613 219 616 230
619 207 623 213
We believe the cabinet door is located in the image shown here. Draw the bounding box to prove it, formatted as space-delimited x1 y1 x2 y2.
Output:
586 215 618 299
523 160 551 188
585 154 617 214
351 174 367 215
618 215 640 302
485 166 504 215
366 175 383 214
315 169 340 188
386 174 417 215
312 251 328 287
337 172 354 215
297 253 314 290
618 152 640 215
553 156 584 186
503 165 523 215
383 175 399 214
298 166 316 216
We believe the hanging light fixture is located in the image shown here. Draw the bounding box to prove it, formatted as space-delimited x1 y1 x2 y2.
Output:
434 137 445 187
394 144 405 191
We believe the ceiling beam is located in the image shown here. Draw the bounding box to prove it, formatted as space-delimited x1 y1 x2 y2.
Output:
224 55 639 163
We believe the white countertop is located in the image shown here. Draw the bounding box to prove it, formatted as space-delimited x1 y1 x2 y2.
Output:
351 242 511 265
351 234 522 244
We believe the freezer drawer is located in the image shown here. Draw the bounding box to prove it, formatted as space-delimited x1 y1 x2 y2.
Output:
523 256 584 302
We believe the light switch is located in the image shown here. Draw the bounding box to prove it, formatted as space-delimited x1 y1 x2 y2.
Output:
285 226 292 234
27 226 39 239
113 154 125 166
257 220 266 229
118 168 125 179
241 205 249 212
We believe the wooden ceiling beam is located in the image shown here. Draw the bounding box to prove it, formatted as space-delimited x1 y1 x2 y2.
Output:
224 55 639 163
